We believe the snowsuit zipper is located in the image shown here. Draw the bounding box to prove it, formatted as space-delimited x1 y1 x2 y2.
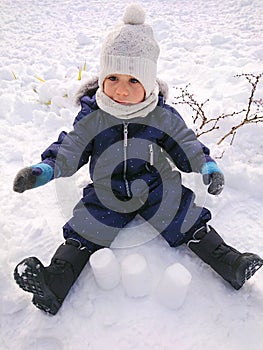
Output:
123 122 132 198
149 144 154 166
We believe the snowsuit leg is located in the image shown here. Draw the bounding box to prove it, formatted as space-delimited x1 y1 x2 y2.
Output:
63 184 138 250
14 185 139 315
139 180 262 289
139 180 211 247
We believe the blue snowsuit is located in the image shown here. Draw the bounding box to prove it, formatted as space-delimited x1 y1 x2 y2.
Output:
41 84 213 252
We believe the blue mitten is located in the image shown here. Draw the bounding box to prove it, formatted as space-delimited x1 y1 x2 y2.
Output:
13 163 54 193
201 162 224 195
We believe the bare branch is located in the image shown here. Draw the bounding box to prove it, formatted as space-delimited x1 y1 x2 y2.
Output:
173 73 263 150
217 73 263 145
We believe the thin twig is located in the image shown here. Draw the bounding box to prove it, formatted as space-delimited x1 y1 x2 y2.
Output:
172 73 263 148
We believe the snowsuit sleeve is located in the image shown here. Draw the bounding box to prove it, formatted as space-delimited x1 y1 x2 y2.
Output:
159 104 215 173
41 97 96 178
41 122 93 178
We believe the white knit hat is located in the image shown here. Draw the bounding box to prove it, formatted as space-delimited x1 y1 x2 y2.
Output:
99 3 160 98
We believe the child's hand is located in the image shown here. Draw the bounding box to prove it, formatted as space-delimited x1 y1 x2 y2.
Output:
13 164 53 193
201 162 224 195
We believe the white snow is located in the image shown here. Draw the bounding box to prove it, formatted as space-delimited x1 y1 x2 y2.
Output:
1 0 263 349
16 262 28 277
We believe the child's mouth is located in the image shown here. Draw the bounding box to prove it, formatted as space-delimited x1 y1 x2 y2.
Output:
115 100 131 105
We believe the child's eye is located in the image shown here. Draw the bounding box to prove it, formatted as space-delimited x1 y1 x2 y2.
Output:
108 76 117 81
130 78 139 84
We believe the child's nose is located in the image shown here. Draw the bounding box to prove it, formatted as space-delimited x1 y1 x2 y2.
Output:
116 82 129 96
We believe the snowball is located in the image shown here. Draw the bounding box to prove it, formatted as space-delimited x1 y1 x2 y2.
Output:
89 248 120 290
123 3 145 25
121 253 152 298
156 263 192 309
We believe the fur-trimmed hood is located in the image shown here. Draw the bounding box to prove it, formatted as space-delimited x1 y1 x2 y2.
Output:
75 76 169 106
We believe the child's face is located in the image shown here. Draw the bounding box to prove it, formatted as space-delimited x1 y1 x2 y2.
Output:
103 74 145 105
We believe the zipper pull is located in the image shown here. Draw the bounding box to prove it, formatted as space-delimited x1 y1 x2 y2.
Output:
149 144 154 166
123 123 128 147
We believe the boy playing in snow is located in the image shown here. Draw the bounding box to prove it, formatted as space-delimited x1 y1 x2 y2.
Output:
13 3 263 315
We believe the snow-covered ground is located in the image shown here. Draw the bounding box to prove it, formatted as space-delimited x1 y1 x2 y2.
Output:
1 0 263 349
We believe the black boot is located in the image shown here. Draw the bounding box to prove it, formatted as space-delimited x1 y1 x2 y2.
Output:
187 226 263 290
14 239 92 315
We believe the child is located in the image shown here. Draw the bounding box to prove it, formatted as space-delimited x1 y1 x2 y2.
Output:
13 3 262 315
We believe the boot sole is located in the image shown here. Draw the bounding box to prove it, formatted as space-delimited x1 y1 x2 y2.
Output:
232 254 263 290
14 257 62 315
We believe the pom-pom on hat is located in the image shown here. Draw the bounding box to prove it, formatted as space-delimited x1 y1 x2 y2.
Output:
99 3 160 98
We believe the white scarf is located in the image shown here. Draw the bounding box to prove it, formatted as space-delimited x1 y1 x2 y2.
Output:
95 83 159 119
